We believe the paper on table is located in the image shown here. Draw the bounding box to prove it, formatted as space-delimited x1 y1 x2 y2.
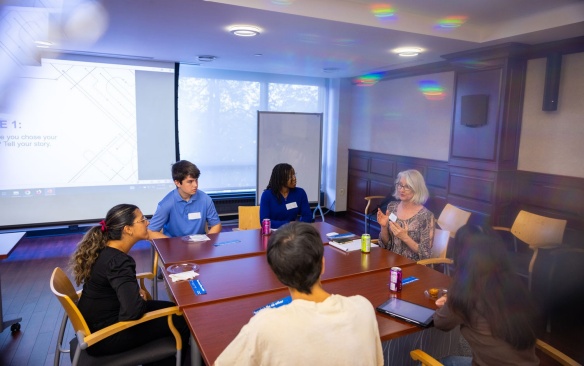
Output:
327 232 357 241
169 270 199 282
329 239 379 252
186 234 210 242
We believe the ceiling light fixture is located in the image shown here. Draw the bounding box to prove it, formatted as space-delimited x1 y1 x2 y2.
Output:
393 47 423 57
34 40 54 48
228 25 261 37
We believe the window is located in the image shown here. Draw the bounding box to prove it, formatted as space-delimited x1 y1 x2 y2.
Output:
178 66 325 193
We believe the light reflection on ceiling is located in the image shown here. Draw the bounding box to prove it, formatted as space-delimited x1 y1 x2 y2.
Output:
353 72 383 86
418 80 445 100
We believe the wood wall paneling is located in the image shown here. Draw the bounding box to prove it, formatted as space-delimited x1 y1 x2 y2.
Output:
347 150 449 220
451 69 501 163
370 180 393 198
370 158 394 178
449 172 494 204
347 173 369 214
499 58 526 165
347 151 584 245
349 155 369 172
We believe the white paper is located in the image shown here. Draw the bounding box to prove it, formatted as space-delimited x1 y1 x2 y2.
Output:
329 239 379 252
169 270 199 282
187 234 210 242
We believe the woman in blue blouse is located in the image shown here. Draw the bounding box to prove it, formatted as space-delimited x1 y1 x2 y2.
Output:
259 163 313 228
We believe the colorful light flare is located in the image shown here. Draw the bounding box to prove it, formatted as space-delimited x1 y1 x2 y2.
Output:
436 15 467 29
354 72 383 86
418 80 445 100
370 4 396 19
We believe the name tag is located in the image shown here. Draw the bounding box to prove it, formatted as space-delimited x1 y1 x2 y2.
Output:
286 202 298 210
188 212 201 220
189 279 207 295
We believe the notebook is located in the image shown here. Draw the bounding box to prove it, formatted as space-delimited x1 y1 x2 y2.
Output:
376 297 435 327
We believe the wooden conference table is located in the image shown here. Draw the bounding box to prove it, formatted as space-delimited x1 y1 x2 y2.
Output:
152 223 452 365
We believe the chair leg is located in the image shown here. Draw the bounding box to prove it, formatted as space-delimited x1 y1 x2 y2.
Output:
191 335 203 366
71 344 82 366
527 249 540 292
54 311 70 366
152 267 158 300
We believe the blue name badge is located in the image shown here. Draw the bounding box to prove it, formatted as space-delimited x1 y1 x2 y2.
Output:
189 279 207 295
253 296 292 315
213 239 241 247
402 276 419 285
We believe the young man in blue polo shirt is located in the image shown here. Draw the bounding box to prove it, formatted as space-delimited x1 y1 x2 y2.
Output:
149 160 221 237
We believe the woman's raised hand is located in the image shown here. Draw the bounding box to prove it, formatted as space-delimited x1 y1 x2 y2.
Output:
377 208 389 228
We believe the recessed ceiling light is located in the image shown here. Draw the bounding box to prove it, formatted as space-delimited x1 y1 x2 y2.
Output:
35 40 54 48
197 55 217 62
393 47 423 57
228 25 261 37
254 53 263 57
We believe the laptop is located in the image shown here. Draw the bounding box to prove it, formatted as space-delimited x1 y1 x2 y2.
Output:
376 297 435 327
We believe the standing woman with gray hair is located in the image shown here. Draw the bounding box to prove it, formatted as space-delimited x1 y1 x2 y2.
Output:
376 169 435 260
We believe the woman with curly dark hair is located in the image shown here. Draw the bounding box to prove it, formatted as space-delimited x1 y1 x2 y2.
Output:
69 204 189 364
259 163 313 229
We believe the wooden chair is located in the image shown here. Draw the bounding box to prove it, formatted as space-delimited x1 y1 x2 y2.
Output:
493 210 566 290
137 246 159 300
54 271 82 366
237 206 261 230
364 195 386 233
417 228 453 275
54 261 159 366
410 339 581 366
437 203 471 239
50 267 183 366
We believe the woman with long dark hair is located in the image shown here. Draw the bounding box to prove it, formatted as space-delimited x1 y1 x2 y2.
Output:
433 224 539 365
259 163 313 228
69 204 190 364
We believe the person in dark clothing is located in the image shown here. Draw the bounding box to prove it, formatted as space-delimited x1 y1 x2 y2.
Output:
69 203 190 364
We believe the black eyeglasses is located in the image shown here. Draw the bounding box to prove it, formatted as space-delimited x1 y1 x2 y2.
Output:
395 183 412 192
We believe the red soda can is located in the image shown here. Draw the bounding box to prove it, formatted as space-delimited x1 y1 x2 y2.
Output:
261 218 271 235
389 267 402 292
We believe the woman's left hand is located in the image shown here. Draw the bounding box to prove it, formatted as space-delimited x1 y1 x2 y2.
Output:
389 221 409 240
139 289 148 300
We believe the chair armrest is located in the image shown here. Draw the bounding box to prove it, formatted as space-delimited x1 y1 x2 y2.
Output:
410 349 443 366
417 258 454 266
492 226 511 232
81 306 183 349
364 196 385 215
536 339 581 366
364 195 385 201
136 272 154 280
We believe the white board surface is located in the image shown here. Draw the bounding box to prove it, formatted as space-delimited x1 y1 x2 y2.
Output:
257 111 322 204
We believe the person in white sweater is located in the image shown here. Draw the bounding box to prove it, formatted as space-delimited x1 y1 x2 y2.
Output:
215 222 384 366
